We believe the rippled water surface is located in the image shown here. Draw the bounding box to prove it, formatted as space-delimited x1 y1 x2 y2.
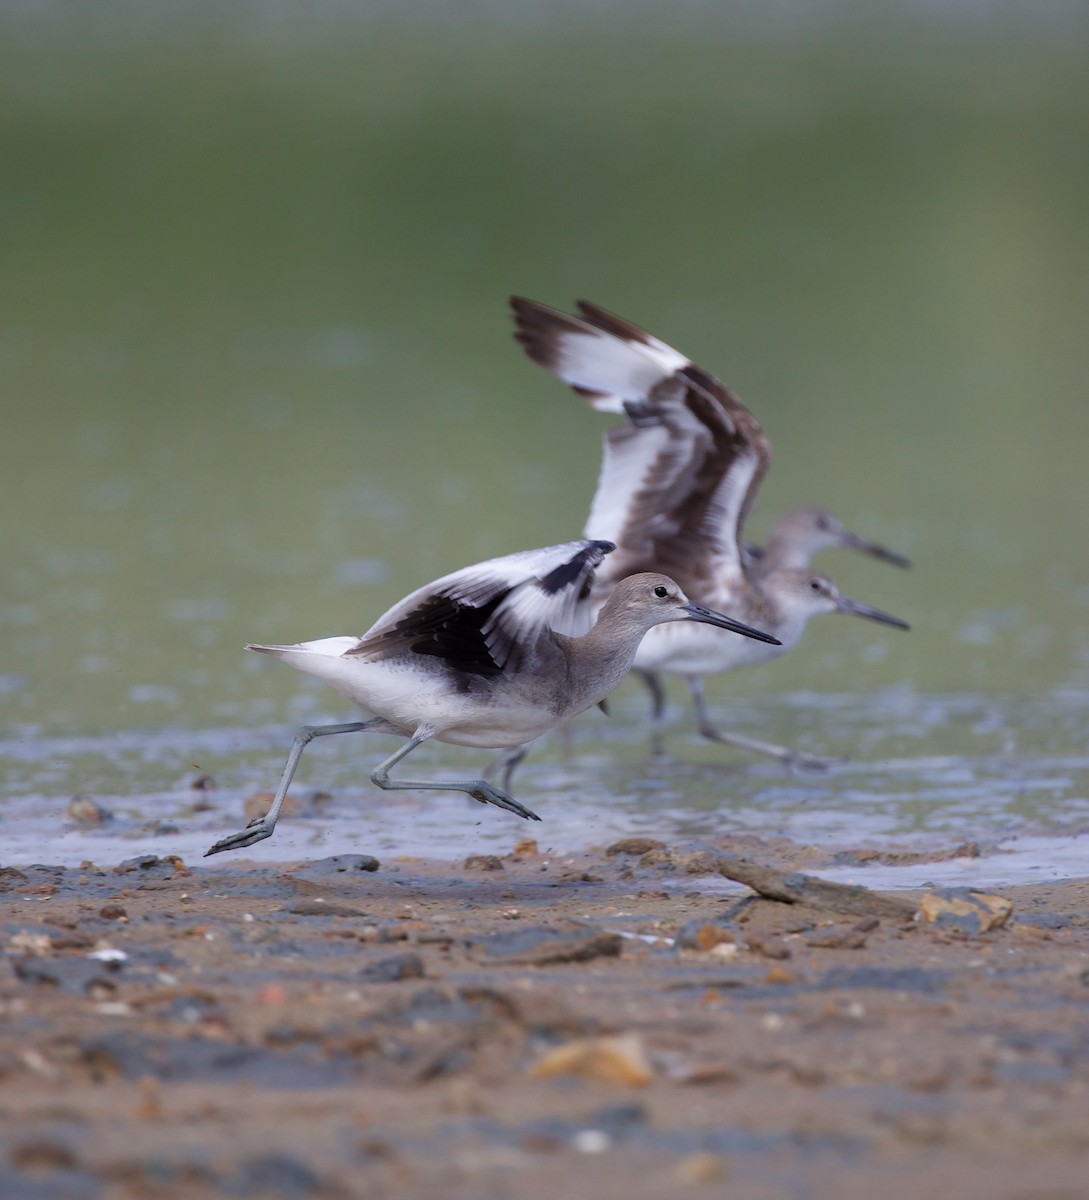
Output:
2 3 1089 875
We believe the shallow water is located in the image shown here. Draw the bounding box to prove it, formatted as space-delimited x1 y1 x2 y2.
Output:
4 687 1089 884
2 5 1089 877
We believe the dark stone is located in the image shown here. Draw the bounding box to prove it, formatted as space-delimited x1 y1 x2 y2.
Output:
14 955 123 994
468 924 622 966
605 838 666 857
817 965 952 993
115 855 185 878
463 854 504 871
359 952 425 983
221 1154 324 1197
674 918 735 952
294 854 380 875
285 899 370 918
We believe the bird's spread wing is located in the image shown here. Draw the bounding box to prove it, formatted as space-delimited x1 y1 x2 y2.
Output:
345 539 614 676
510 297 771 589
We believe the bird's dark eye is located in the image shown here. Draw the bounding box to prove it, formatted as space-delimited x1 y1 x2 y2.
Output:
809 580 820 590
654 585 669 598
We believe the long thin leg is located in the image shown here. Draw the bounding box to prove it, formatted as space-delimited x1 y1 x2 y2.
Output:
484 742 531 792
686 677 845 773
371 726 541 821
636 669 668 725
204 720 381 856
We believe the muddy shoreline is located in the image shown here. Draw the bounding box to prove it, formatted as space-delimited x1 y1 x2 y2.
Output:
3 837 1088 1199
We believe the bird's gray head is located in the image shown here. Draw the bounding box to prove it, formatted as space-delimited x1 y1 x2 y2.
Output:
606 573 780 644
778 570 910 630
786 507 911 568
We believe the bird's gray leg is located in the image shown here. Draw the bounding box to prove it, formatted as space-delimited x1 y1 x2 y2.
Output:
686 677 845 772
636 669 668 725
635 669 669 755
372 726 541 822
484 742 531 792
204 720 381 856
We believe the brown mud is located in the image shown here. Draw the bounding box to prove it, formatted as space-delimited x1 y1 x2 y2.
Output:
2 836 1088 1200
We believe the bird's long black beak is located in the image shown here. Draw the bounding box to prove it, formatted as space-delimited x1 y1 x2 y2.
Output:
682 601 781 645
841 531 912 570
836 594 910 630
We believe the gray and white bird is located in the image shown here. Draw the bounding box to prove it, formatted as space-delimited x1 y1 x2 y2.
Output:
508 297 910 771
205 539 779 856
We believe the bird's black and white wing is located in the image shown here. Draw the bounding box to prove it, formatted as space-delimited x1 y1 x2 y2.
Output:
346 539 614 676
510 298 772 592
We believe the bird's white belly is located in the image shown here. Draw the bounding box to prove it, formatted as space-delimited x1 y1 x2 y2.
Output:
275 649 557 749
633 620 786 676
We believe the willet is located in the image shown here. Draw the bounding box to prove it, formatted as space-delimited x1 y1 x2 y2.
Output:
744 505 910 578
204 539 779 856
508 297 910 771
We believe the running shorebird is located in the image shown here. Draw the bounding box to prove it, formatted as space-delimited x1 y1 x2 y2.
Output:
205 539 779 856
507 297 910 772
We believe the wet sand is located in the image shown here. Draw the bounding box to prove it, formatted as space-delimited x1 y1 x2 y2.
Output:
3 836 1088 1200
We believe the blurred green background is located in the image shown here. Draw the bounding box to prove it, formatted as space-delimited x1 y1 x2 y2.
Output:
3 2 1088 741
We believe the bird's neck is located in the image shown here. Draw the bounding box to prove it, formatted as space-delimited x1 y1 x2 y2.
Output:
755 527 808 575
558 619 647 716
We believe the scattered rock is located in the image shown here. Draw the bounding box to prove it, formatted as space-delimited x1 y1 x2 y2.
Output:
764 964 798 985
286 899 371 918
680 849 733 875
99 904 129 921
292 854 380 876
0 866 29 891
463 854 504 871
66 795 113 824
530 1034 652 1087
468 924 622 967
606 837 666 857
806 923 870 950
746 932 792 959
9 1138 79 1171
510 838 540 857
555 869 602 883
919 888 1013 935
116 855 187 877
14 955 123 995
359 952 425 982
711 855 917 922
676 1152 727 1183
638 847 677 870
675 920 736 952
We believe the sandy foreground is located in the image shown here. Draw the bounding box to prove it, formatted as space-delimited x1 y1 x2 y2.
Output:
2 834 1088 1200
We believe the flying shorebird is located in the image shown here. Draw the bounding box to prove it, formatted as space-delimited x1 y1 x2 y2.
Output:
204 539 779 856
507 297 910 771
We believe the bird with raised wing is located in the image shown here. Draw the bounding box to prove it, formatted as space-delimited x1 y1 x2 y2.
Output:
205 539 779 856
508 297 910 770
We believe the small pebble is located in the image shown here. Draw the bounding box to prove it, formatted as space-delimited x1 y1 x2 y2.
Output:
572 1129 611 1154
676 1152 726 1183
605 837 666 857
463 855 504 872
66 796 112 824
530 1034 652 1087
746 932 791 960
